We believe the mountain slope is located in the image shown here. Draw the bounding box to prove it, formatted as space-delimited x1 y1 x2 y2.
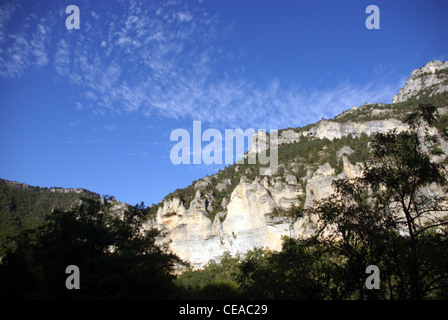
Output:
1 60 447 268
0 179 129 256
144 60 448 268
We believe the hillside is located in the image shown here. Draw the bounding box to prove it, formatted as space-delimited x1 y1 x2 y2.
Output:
0 179 128 257
144 60 448 268
1 60 447 269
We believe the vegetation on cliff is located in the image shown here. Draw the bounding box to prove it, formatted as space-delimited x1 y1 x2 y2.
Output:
175 105 448 300
155 92 448 223
1 104 446 300
0 180 101 257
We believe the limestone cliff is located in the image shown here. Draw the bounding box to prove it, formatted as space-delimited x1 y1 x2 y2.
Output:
392 60 448 104
145 151 376 268
144 60 448 268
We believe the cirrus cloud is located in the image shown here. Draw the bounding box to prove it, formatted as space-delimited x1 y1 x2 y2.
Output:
0 0 404 131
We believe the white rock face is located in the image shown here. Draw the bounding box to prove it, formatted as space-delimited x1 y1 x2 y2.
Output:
305 119 409 140
247 130 269 155
144 61 448 269
145 146 369 268
145 178 293 268
144 116 439 268
278 129 301 145
222 179 289 254
392 60 448 104
249 118 412 150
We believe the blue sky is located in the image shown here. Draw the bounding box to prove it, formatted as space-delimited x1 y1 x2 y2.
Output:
1 0 447 206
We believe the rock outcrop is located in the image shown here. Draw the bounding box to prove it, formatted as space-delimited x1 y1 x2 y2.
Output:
147 178 291 269
144 60 448 268
144 150 378 268
392 60 448 104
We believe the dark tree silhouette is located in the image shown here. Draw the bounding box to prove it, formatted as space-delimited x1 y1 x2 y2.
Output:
0 198 182 299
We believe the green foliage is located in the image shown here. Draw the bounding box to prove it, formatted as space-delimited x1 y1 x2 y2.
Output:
159 131 372 221
150 131 374 224
311 105 448 299
176 251 243 299
163 183 197 210
334 91 448 124
0 180 100 257
435 114 448 134
277 133 371 169
0 199 182 299
267 133 371 219
157 91 448 223
237 238 339 299
175 104 448 300
145 203 160 219
271 194 306 220
3 92 448 300
279 122 316 135
430 144 445 156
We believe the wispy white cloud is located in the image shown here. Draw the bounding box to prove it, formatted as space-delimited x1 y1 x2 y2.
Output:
103 124 116 131
0 0 405 131
0 2 57 78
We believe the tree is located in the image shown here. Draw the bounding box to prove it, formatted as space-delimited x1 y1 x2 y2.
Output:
175 251 243 299
363 104 448 299
311 104 448 299
0 198 182 299
237 241 337 299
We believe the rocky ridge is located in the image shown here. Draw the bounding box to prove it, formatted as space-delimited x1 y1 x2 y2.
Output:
392 60 448 104
144 61 448 269
6 61 445 269
0 178 129 216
